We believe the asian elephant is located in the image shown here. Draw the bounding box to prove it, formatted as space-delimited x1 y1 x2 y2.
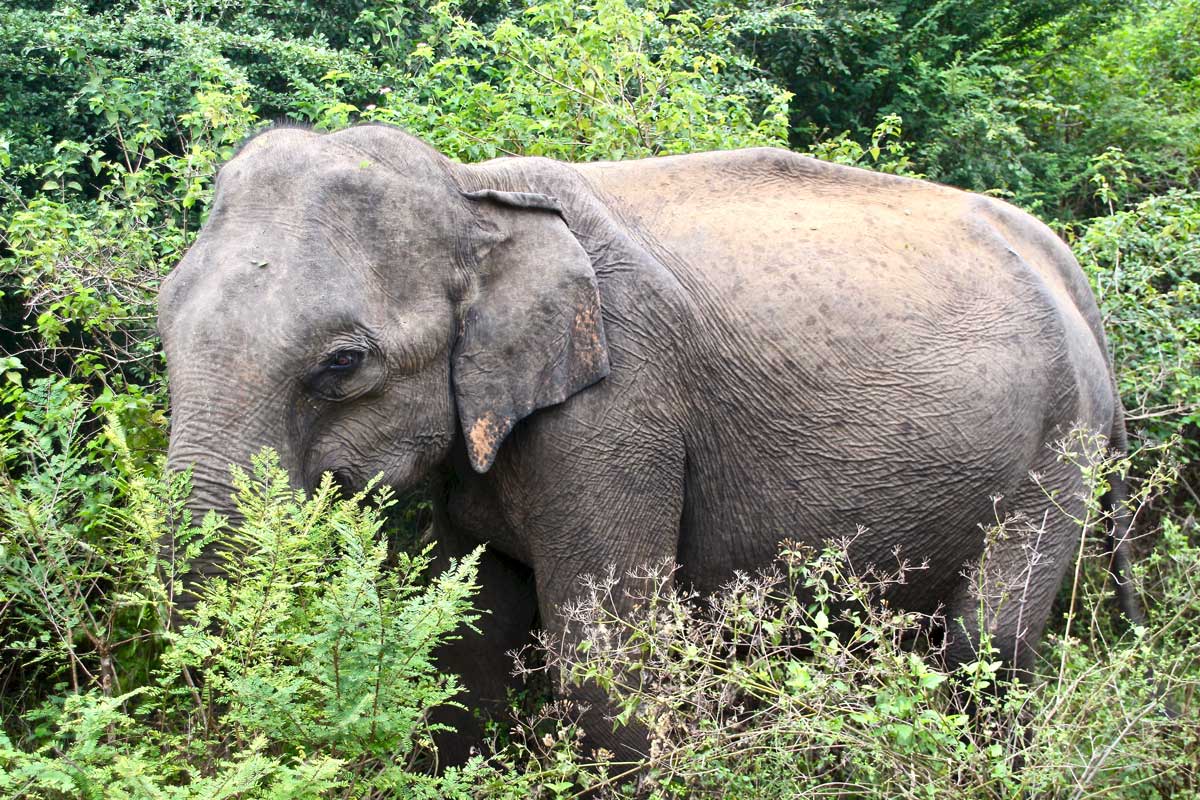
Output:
157 124 1141 761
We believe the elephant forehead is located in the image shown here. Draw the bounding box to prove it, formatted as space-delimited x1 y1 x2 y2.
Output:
163 262 362 351
159 219 448 367
167 167 456 298
204 167 463 272
160 132 465 350
161 244 372 358
218 131 458 211
166 218 360 297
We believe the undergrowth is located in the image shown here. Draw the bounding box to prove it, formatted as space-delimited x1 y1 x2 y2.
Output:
0 390 489 798
499 439 1197 798
1 394 1196 798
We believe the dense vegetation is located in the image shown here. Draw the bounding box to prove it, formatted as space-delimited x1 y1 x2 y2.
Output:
0 0 1197 796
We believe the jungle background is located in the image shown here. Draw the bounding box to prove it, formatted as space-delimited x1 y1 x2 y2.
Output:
0 0 1197 797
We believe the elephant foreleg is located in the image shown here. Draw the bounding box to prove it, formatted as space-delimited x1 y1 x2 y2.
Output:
522 458 687 760
428 509 538 766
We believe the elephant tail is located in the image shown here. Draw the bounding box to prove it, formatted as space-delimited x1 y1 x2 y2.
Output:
1104 406 1179 718
1103 409 1147 627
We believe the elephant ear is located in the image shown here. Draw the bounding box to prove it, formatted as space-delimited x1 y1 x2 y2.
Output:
453 189 610 473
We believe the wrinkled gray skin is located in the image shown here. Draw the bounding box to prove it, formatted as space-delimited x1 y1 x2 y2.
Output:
159 124 1138 762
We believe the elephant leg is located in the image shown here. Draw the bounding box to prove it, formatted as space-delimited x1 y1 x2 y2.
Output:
517 439 686 761
943 455 1088 689
532 553 668 762
427 509 538 766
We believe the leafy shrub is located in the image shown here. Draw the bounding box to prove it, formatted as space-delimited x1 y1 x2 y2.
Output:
364 0 792 161
0 378 163 709
1071 189 1200 473
695 0 1199 216
0 7 267 458
806 113 922 176
0 387 491 798
499 438 1197 798
690 0 1127 201
2 398 1195 798
1031 0 1200 217
0 2 391 194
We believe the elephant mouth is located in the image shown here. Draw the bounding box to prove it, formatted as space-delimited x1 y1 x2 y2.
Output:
329 468 359 496
302 462 359 496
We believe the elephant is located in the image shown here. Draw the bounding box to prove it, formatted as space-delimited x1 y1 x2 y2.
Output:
157 123 1141 762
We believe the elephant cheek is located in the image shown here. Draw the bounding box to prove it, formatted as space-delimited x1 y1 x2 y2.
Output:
302 436 358 492
305 384 457 494
302 429 413 496
374 436 456 493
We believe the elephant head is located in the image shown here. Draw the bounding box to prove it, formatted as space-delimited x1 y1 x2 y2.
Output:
157 125 609 601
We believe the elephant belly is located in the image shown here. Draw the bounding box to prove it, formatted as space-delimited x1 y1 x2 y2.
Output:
671 314 1090 613
675 449 1016 614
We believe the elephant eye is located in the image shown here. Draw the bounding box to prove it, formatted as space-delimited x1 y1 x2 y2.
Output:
306 342 377 401
326 349 363 372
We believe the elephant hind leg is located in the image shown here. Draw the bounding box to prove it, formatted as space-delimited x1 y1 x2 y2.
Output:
943 461 1090 686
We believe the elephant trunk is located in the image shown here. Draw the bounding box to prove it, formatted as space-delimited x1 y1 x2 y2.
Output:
162 453 242 617
162 380 299 619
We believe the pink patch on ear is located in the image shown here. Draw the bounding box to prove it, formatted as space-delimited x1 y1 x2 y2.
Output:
466 411 511 473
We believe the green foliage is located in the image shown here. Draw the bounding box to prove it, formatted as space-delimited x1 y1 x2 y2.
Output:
0 6 266 446
497 443 1197 798
0 378 168 707
364 0 791 161
167 454 483 784
692 0 1120 198
0 2 387 190
0 412 491 798
806 113 922 176
693 0 1198 216
1032 0 1200 216
1071 190 1200 464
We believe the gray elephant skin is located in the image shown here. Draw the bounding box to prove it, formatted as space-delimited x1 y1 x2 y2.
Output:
158 124 1138 760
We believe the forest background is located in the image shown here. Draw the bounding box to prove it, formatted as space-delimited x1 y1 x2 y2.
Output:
0 0 1197 797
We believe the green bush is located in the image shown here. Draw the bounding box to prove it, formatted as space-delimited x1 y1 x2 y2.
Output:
1031 0 1200 218
691 0 1125 202
1070 189 1200 473
498 438 1197 798
0 0 1197 795
2 393 1196 797
0 396 491 798
0 377 183 704
694 0 1199 216
355 0 792 161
